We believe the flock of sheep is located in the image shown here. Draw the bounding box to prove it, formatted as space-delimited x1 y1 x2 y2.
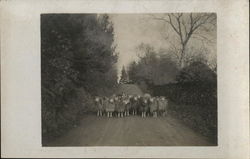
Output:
94 93 168 118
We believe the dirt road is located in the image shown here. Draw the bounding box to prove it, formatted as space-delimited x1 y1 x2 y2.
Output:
45 114 214 146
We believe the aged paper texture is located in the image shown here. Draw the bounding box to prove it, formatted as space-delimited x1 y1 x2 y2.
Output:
1 0 249 158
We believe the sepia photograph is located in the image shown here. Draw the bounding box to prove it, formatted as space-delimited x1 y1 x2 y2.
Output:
1 0 249 158
41 13 217 146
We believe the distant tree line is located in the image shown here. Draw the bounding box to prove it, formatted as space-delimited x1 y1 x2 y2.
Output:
41 14 118 143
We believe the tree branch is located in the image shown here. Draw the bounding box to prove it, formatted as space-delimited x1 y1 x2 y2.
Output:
167 14 181 36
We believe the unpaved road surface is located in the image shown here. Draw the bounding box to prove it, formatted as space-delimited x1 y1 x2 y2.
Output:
46 114 215 146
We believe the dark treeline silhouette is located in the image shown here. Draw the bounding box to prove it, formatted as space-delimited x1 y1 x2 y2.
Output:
41 14 118 143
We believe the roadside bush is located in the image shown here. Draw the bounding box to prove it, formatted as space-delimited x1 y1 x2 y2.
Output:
42 88 92 143
169 101 217 143
149 62 217 144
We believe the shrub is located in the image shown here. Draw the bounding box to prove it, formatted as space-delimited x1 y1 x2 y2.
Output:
149 62 217 144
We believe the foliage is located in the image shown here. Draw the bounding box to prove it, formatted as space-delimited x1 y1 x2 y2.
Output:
176 61 217 83
41 14 118 143
170 101 217 143
150 61 217 143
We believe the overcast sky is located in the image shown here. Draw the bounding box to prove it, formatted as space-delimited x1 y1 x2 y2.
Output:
109 14 216 79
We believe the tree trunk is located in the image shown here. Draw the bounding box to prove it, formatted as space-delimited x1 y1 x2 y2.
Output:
179 45 186 68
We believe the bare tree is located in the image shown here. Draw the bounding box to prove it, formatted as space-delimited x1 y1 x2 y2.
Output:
152 13 216 68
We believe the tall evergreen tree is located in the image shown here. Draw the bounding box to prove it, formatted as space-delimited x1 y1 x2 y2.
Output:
119 66 129 84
